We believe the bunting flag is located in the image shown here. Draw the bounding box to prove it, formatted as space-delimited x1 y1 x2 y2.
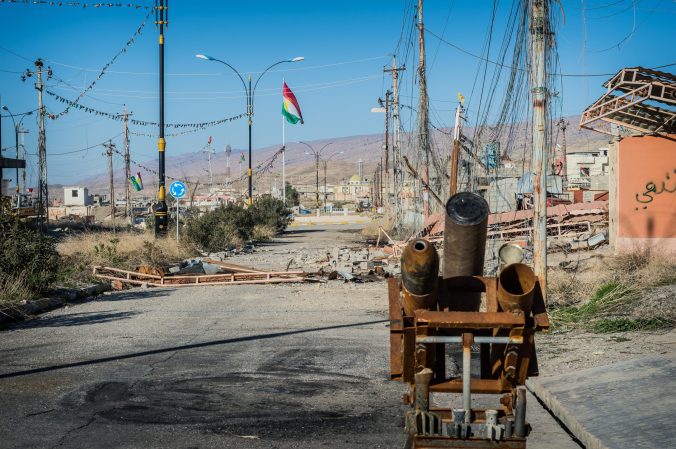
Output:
282 81 304 125
45 90 245 129
46 10 152 119
0 0 151 8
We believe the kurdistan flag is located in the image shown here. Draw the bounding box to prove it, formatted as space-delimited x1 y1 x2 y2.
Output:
282 81 304 125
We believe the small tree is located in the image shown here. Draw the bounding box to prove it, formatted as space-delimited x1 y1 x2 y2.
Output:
285 182 300 206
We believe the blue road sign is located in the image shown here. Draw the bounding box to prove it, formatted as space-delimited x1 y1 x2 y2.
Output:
169 180 187 199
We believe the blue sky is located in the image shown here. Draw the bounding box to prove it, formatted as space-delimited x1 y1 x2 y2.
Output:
0 0 674 185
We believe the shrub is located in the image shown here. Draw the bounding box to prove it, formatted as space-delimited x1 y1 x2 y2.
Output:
184 196 290 252
0 216 59 292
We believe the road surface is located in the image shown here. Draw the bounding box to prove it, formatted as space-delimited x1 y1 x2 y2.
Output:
0 225 579 448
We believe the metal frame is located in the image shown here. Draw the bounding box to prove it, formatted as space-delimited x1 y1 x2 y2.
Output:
388 276 549 448
580 67 676 137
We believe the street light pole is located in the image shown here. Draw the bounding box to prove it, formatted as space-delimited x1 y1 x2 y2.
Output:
299 141 333 210
195 54 304 206
154 0 169 236
321 151 343 210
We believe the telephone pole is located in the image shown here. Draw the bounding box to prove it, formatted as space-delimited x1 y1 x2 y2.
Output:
123 109 131 220
36 59 48 227
449 100 464 196
530 0 551 300
384 58 405 223
153 0 169 236
106 141 116 232
203 138 215 191
19 129 28 194
417 0 431 220
558 118 568 190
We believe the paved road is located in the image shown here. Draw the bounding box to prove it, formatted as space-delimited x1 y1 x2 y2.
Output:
0 226 579 448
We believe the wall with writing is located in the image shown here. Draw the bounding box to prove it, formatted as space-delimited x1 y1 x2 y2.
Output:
617 135 676 252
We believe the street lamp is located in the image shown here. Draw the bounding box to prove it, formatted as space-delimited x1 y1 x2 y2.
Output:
299 141 335 210
195 54 304 205
321 151 344 211
2 106 33 194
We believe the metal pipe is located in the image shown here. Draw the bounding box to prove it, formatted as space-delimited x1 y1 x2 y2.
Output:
443 192 489 311
414 368 434 412
514 386 527 437
497 263 536 313
462 333 472 423
401 238 439 315
417 335 523 344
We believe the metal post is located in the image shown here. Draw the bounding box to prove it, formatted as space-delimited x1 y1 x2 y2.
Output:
107 141 116 233
124 109 131 220
176 198 179 241
530 0 549 300
20 128 28 195
462 333 473 423
315 153 320 209
154 0 169 236
247 75 253 205
449 103 463 196
323 159 328 211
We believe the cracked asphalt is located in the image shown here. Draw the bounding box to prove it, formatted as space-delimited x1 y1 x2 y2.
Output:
0 225 579 448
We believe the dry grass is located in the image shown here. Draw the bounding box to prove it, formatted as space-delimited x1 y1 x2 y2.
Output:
56 230 196 284
252 224 277 242
0 273 35 308
548 247 676 332
361 216 395 240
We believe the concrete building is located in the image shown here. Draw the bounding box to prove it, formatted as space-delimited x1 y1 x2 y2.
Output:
63 186 92 206
579 66 676 253
567 148 609 190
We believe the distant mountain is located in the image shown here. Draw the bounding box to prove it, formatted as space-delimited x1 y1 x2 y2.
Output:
74 115 610 195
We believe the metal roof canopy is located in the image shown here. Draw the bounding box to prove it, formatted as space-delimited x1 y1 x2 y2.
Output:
580 67 676 137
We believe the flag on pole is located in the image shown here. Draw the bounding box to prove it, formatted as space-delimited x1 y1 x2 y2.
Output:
240 152 245 163
282 81 304 125
136 171 144 190
130 176 142 192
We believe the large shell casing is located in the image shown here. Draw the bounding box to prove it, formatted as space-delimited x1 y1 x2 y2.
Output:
401 238 439 316
497 263 536 313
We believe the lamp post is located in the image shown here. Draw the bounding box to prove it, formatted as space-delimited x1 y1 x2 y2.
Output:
2 107 33 194
300 141 334 210
196 54 304 205
321 151 344 211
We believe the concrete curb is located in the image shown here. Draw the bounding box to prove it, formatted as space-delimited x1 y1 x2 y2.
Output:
0 283 112 326
526 378 607 449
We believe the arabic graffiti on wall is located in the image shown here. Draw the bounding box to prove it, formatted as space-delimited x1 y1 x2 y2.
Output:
634 169 676 210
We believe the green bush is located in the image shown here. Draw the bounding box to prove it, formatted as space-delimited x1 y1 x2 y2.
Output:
184 196 290 252
0 216 59 293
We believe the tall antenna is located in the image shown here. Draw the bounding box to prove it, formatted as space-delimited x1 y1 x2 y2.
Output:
225 144 232 187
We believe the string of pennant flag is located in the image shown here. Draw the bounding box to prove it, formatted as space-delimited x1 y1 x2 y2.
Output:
0 0 151 8
47 9 152 119
46 90 245 129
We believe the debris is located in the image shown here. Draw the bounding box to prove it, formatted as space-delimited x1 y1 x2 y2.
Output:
93 264 306 288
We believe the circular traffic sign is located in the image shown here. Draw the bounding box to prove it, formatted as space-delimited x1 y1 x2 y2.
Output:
169 180 187 199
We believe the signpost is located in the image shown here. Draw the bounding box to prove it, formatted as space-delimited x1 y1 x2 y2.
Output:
168 180 186 241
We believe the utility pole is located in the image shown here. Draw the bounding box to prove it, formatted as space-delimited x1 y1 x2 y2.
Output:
106 141 116 232
19 128 29 194
36 59 48 227
384 90 391 213
123 109 131 220
558 118 568 191
203 137 215 191
417 0 431 220
530 0 551 300
449 99 464 196
384 58 405 224
314 152 320 209
225 144 232 188
154 0 169 236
